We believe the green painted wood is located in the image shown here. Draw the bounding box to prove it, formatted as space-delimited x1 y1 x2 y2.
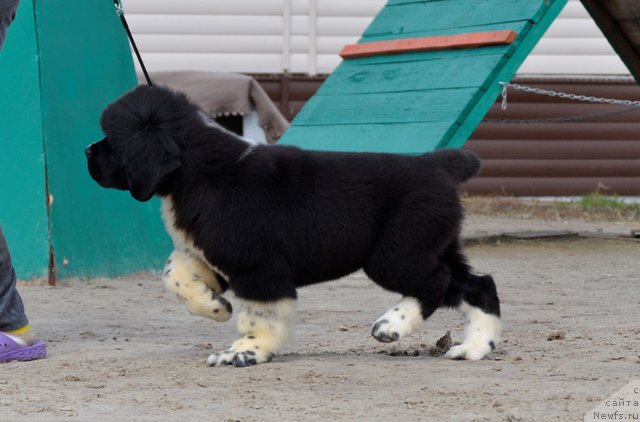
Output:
281 0 568 155
293 88 477 126
361 21 529 44
446 0 569 148
318 53 509 95
281 122 456 153
0 0 50 279
364 0 548 38
35 0 172 279
0 0 173 280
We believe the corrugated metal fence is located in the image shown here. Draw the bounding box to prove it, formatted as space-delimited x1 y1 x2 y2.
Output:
255 74 640 196
465 77 640 195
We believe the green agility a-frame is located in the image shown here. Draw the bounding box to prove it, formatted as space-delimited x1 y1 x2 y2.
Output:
0 0 171 281
280 0 568 153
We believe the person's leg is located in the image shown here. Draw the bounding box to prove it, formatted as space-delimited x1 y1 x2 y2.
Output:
0 0 21 49
0 226 46 362
0 0 26 332
0 0 46 362
0 226 29 333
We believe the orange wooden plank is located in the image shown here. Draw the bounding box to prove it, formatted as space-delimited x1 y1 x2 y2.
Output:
340 30 517 59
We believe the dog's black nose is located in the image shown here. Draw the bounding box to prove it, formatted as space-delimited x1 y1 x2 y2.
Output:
85 146 92 158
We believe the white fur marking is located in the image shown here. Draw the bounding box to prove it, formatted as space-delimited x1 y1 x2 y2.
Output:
163 251 231 322
160 197 229 281
371 297 422 342
445 301 501 361
207 298 295 367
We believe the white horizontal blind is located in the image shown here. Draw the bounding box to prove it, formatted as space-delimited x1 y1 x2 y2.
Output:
124 0 287 73
123 0 630 76
123 0 385 74
520 0 628 75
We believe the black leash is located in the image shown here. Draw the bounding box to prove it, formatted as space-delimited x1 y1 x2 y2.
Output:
113 0 153 87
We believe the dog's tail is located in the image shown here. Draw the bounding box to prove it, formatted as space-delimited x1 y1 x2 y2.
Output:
425 149 481 183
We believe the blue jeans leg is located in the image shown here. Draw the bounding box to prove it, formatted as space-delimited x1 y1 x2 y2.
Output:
0 226 29 331
1 0 29 331
0 0 20 49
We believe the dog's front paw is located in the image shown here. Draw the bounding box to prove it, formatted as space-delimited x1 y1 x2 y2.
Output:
207 299 294 367
445 341 495 361
163 251 232 322
206 332 281 367
184 293 233 322
207 349 273 368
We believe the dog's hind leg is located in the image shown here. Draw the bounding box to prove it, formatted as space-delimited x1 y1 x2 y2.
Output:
441 242 501 361
163 251 232 322
444 296 501 361
371 296 423 342
367 255 452 344
207 298 295 367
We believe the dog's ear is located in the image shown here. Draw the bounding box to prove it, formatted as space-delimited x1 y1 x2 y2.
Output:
122 130 182 202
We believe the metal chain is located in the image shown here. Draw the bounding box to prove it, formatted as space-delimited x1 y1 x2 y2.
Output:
500 82 640 108
491 82 640 124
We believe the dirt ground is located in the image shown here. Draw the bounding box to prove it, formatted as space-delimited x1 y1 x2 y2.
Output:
2 215 639 421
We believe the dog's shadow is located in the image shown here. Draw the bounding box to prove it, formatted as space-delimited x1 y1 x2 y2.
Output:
278 348 445 363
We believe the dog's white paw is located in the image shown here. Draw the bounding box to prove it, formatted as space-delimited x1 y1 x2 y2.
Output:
371 318 402 342
206 338 275 368
445 301 500 361
183 292 232 322
207 349 273 368
163 250 231 322
371 297 422 343
445 341 495 361
207 299 295 367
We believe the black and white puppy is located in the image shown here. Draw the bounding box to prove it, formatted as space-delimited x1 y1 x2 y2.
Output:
86 85 501 367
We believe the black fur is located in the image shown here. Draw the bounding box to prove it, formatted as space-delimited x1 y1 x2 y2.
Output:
86 85 500 321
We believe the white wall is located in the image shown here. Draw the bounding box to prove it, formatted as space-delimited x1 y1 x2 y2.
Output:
522 1 628 75
123 0 630 76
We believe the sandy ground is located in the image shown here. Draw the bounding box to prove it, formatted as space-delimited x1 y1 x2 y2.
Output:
2 216 639 421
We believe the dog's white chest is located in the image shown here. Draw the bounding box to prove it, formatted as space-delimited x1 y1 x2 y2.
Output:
161 197 190 250
161 196 229 280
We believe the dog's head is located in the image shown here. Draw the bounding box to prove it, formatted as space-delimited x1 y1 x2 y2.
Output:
86 85 196 202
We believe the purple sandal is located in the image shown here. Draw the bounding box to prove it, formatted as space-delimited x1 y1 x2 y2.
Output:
0 332 47 363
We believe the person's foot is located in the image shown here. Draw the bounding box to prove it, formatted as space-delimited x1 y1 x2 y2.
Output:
0 331 47 363
10 329 38 345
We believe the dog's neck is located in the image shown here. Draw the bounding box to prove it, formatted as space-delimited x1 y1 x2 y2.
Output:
199 111 254 158
175 112 255 185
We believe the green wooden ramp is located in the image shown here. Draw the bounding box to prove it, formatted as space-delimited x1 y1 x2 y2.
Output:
279 0 568 153
0 0 171 281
